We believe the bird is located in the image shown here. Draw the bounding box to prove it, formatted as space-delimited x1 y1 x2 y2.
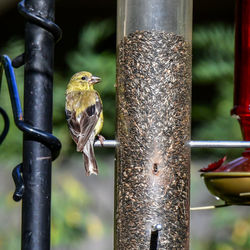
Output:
65 71 104 176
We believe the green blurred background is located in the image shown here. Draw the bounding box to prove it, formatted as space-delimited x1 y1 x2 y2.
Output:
1 0 250 249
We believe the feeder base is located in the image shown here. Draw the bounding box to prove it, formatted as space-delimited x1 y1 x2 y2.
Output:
202 172 250 205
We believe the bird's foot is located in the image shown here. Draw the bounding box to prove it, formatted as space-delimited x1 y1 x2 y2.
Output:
97 134 105 146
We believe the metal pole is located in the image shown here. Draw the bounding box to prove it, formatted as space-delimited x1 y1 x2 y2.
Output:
188 140 250 148
94 140 250 148
21 0 55 249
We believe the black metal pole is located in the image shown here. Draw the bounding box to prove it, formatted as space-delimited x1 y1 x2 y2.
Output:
22 0 55 249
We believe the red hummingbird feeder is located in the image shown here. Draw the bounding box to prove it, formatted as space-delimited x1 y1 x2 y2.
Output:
201 0 250 205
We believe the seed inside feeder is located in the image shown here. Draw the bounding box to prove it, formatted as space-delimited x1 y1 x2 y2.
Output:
115 30 192 249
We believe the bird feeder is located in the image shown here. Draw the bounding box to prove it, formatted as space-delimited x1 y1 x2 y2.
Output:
202 0 250 205
115 0 192 248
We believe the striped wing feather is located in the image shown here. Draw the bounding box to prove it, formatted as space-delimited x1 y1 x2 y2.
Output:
65 91 102 151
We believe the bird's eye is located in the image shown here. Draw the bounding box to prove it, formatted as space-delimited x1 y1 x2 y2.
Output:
81 76 87 81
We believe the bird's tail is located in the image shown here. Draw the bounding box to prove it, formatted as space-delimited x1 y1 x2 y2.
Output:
82 139 98 176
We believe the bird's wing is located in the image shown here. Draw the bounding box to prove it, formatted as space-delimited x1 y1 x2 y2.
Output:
66 92 102 152
65 109 79 144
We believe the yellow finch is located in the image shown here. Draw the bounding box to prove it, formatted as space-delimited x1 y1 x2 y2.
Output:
65 71 103 176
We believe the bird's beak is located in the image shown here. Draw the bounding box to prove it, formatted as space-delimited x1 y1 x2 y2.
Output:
90 76 101 84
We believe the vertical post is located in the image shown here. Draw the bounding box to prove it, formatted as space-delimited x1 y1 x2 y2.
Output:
22 0 55 249
115 0 192 249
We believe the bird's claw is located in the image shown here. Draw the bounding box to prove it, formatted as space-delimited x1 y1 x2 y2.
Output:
98 134 105 146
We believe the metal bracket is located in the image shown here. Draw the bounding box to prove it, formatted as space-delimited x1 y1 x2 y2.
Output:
0 107 9 144
0 54 61 201
0 0 63 202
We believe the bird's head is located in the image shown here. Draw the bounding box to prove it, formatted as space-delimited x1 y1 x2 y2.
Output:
69 71 101 91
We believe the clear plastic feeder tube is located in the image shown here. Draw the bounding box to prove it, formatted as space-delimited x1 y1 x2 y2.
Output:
117 0 192 43
115 0 192 249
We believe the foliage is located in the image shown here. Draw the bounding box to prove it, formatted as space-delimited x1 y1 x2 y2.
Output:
0 19 116 163
0 22 243 162
51 172 105 247
192 24 242 158
0 20 248 249
191 208 250 250
0 21 115 248
65 19 116 139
